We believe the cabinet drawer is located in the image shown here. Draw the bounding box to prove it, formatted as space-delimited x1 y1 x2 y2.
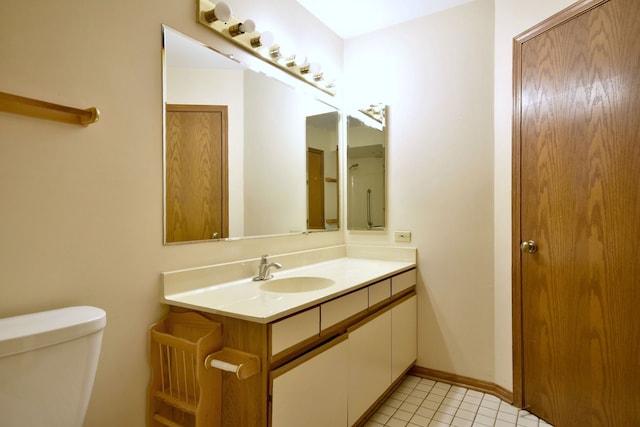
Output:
391 269 416 295
321 288 368 330
368 279 391 307
271 307 319 356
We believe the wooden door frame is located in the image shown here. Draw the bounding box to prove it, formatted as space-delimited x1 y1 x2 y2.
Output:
510 0 609 407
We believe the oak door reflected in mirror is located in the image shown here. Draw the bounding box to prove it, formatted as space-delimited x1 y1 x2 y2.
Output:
166 104 228 243
307 111 340 231
347 105 386 230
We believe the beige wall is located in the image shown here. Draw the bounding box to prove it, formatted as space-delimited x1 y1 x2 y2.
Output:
0 1 342 426
345 0 497 382
243 71 307 236
493 0 581 390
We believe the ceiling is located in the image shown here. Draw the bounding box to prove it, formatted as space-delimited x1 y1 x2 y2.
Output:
296 0 476 39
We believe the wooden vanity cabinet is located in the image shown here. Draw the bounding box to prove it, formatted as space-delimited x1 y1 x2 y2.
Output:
177 267 416 427
269 269 417 427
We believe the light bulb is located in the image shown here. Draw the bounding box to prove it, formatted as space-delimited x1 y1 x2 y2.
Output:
293 54 308 67
308 62 321 74
214 2 232 21
240 19 256 33
229 19 256 37
204 1 232 23
285 53 306 68
250 31 275 49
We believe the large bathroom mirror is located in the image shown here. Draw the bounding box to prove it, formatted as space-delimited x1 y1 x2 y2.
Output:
347 104 387 230
162 26 340 244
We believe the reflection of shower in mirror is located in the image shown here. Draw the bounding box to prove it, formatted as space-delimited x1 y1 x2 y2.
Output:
347 103 387 230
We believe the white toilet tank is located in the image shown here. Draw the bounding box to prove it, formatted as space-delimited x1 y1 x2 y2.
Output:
0 306 106 427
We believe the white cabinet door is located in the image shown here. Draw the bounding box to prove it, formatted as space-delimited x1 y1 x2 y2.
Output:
392 295 417 381
271 336 348 427
348 310 392 426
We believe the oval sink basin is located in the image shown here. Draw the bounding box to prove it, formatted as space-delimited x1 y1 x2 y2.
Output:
259 277 335 293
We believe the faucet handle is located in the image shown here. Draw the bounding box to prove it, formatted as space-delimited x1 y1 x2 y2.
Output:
260 254 269 262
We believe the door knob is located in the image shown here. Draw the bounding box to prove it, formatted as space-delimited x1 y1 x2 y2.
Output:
520 240 537 253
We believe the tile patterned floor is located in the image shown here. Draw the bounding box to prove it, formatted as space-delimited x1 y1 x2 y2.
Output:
364 376 553 427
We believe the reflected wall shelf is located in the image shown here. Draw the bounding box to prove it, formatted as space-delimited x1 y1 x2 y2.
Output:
0 91 100 126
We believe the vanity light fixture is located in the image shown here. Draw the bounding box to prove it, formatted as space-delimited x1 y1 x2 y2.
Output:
286 54 308 68
273 43 296 63
268 46 283 60
203 1 232 23
196 0 336 96
250 31 274 49
229 19 256 37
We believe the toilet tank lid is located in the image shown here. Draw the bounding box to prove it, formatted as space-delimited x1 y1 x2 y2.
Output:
0 306 106 358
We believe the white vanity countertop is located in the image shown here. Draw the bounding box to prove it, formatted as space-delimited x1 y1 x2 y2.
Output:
163 256 415 323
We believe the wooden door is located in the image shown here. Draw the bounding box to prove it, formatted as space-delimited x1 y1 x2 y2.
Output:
165 105 228 243
513 1 640 425
307 147 325 229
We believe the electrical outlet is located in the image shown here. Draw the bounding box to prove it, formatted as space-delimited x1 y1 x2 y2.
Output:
395 231 412 242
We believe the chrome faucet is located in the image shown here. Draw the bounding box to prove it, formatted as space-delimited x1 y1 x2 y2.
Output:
253 254 282 281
